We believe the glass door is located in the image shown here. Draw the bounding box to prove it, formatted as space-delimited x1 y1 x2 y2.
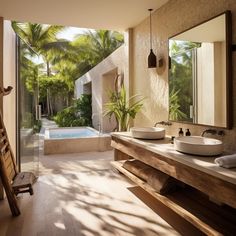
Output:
16 37 40 176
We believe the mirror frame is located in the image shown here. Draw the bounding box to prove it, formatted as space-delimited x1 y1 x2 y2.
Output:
168 10 232 129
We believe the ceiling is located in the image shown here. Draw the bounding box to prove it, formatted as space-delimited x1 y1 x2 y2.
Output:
0 0 169 31
172 14 225 43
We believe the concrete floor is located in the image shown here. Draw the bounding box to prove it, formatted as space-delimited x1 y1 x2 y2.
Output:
0 149 203 236
0 119 201 235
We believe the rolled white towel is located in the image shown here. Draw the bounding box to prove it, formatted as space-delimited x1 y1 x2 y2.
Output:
215 154 236 168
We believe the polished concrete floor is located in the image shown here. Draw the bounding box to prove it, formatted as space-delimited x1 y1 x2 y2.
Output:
0 149 204 236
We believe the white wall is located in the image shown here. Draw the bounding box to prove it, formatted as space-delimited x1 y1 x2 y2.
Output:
101 68 118 132
197 42 226 127
197 43 215 125
3 20 16 156
75 45 127 132
214 41 226 127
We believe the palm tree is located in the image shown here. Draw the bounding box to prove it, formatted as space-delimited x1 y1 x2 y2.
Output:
72 30 124 72
12 23 124 119
83 30 123 62
51 29 124 106
12 22 69 116
18 43 41 125
12 22 68 74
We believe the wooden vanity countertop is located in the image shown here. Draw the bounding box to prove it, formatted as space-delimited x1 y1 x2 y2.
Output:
111 132 236 186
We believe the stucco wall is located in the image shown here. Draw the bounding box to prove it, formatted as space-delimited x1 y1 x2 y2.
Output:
0 18 3 112
75 45 127 132
131 0 236 151
3 20 16 157
0 17 3 200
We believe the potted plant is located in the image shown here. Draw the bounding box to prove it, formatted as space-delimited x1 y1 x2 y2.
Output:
104 85 144 131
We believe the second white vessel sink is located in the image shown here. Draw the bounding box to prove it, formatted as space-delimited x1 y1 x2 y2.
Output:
130 127 165 140
174 136 223 156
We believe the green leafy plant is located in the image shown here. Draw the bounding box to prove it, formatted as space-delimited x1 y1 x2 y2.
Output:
33 120 42 133
74 94 92 123
104 85 144 131
54 94 92 127
169 89 187 120
21 112 34 128
13 22 124 118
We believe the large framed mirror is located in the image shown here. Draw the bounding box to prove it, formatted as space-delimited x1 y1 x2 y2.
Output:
168 11 232 129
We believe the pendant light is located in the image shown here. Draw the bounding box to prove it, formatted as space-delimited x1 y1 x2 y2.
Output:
148 9 157 68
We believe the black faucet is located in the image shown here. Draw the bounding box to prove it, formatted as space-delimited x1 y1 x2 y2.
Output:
201 129 217 136
201 129 225 137
154 121 172 126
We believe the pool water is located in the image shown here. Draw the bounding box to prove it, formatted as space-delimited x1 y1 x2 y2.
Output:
44 127 111 155
49 129 98 139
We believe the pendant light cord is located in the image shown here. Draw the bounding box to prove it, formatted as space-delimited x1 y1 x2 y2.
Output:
149 9 153 50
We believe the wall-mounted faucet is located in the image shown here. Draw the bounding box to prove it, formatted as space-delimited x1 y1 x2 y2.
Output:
201 129 225 137
201 129 217 136
98 123 101 134
154 121 172 127
92 113 99 119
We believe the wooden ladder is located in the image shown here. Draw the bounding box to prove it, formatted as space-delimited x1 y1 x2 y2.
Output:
0 86 36 216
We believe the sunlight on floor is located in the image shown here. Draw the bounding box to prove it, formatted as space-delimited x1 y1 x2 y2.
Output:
0 150 184 236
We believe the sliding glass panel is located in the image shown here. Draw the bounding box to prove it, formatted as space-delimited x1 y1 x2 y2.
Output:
17 37 40 176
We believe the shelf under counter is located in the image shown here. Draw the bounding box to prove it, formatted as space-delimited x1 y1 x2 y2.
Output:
111 160 236 236
111 132 236 209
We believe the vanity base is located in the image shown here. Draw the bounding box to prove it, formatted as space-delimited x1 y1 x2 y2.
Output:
112 160 236 236
111 136 236 209
122 159 179 194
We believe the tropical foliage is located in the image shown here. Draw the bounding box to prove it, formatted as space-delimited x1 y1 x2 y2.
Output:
169 89 187 120
169 40 201 122
13 22 70 116
104 85 144 131
54 94 92 127
13 21 124 127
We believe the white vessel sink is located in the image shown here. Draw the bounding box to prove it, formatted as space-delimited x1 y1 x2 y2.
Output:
130 127 165 140
174 136 223 156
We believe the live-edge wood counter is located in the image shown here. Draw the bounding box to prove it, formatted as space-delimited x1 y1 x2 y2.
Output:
111 132 236 236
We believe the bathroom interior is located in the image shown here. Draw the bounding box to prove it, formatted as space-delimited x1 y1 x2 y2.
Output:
110 1 236 235
1 0 236 235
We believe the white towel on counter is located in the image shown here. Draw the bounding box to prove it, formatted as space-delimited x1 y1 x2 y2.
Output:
215 154 236 168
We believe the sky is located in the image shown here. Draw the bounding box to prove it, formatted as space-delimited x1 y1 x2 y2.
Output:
57 26 90 41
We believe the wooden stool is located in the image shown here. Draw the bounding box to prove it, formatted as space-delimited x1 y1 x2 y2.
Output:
0 127 36 216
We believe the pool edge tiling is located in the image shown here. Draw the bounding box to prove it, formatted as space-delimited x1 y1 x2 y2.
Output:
44 127 112 155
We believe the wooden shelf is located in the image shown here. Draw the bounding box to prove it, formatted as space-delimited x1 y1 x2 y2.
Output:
111 135 236 209
111 161 236 236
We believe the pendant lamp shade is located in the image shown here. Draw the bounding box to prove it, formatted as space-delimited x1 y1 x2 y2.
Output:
148 9 156 68
148 49 157 68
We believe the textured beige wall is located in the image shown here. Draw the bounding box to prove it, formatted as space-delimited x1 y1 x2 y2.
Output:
3 20 16 157
0 17 3 200
0 17 3 112
75 44 127 132
0 19 15 200
131 0 236 151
